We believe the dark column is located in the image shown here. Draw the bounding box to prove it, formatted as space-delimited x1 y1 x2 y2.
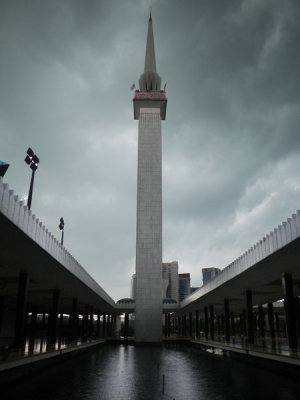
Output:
106 314 110 336
267 303 275 338
230 312 235 337
108 315 112 337
29 304 38 353
108 314 111 336
48 288 60 345
59 313 64 345
181 315 186 336
111 315 116 337
67 311 72 342
96 312 101 337
275 313 280 335
282 273 298 349
239 314 243 336
209 305 214 340
89 306 94 338
294 297 300 339
253 312 257 333
216 315 221 337
124 313 129 338
221 314 225 336
258 305 265 338
102 314 106 337
246 290 254 344
204 307 208 339
178 316 181 335
195 311 199 338
14 272 29 348
189 312 193 337
41 312 46 332
0 296 5 336
242 309 247 336
110 314 113 336
82 304 89 341
164 314 168 337
167 313 171 337
30 304 38 339
71 298 78 342
224 299 230 342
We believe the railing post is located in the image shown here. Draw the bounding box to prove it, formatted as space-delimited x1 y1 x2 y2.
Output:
246 290 254 345
224 299 230 342
282 273 298 349
14 272 29 348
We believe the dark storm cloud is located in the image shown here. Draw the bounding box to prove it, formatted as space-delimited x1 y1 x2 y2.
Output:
1 0 299 296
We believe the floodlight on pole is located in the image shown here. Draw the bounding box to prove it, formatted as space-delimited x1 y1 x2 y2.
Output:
0 161 10 177
24 147 40 210
59 217 65 246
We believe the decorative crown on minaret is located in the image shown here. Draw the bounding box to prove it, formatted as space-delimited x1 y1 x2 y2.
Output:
139 13 162 91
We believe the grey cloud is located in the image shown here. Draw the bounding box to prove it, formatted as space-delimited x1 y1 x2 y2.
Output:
1 0 299 297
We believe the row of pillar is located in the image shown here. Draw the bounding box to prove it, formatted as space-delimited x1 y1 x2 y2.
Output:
0 271 116 349
165 273 299 349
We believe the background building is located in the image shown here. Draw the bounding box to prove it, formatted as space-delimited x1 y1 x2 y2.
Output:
130 274 136 300
162 261 179 302
202 267 221 285
131 261 181 303
179 273 191 302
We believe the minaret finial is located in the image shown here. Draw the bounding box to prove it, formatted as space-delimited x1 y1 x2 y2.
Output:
149 6 152 21
138 9 162 91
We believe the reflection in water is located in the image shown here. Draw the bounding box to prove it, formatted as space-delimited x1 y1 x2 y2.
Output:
2 344 299 400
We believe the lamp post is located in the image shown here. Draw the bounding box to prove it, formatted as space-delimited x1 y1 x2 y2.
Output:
0 160 10 177
24 147 39 210
59 217 65 246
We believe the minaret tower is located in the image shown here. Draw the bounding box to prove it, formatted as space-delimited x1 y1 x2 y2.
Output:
133 13 167 343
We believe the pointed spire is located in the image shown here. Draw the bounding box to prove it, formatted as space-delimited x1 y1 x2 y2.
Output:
144 12 156 73
139 14 161 91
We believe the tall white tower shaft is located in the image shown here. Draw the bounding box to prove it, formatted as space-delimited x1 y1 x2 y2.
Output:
133 15 167 343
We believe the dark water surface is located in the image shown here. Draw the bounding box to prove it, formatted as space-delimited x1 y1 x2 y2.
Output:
2 344 300 400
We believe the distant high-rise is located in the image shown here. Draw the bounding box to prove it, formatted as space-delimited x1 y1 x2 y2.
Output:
179 273 191 302
133 13 167 343
162 261 179 302
130 274 136 300
202 267 221 285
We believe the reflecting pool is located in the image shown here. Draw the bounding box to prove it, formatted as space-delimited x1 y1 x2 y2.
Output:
2 344 299 400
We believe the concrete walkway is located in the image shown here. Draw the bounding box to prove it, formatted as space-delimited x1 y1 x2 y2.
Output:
189 336 300 367
0 339 106 373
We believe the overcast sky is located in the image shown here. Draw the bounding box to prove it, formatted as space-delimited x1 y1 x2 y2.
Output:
1 0 300 301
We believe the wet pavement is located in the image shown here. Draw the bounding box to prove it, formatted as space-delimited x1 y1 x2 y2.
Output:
1 343 300 400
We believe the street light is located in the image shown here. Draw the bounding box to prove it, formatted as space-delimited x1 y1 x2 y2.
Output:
59 217 65 246
24 147 39 210
0 160 10 177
